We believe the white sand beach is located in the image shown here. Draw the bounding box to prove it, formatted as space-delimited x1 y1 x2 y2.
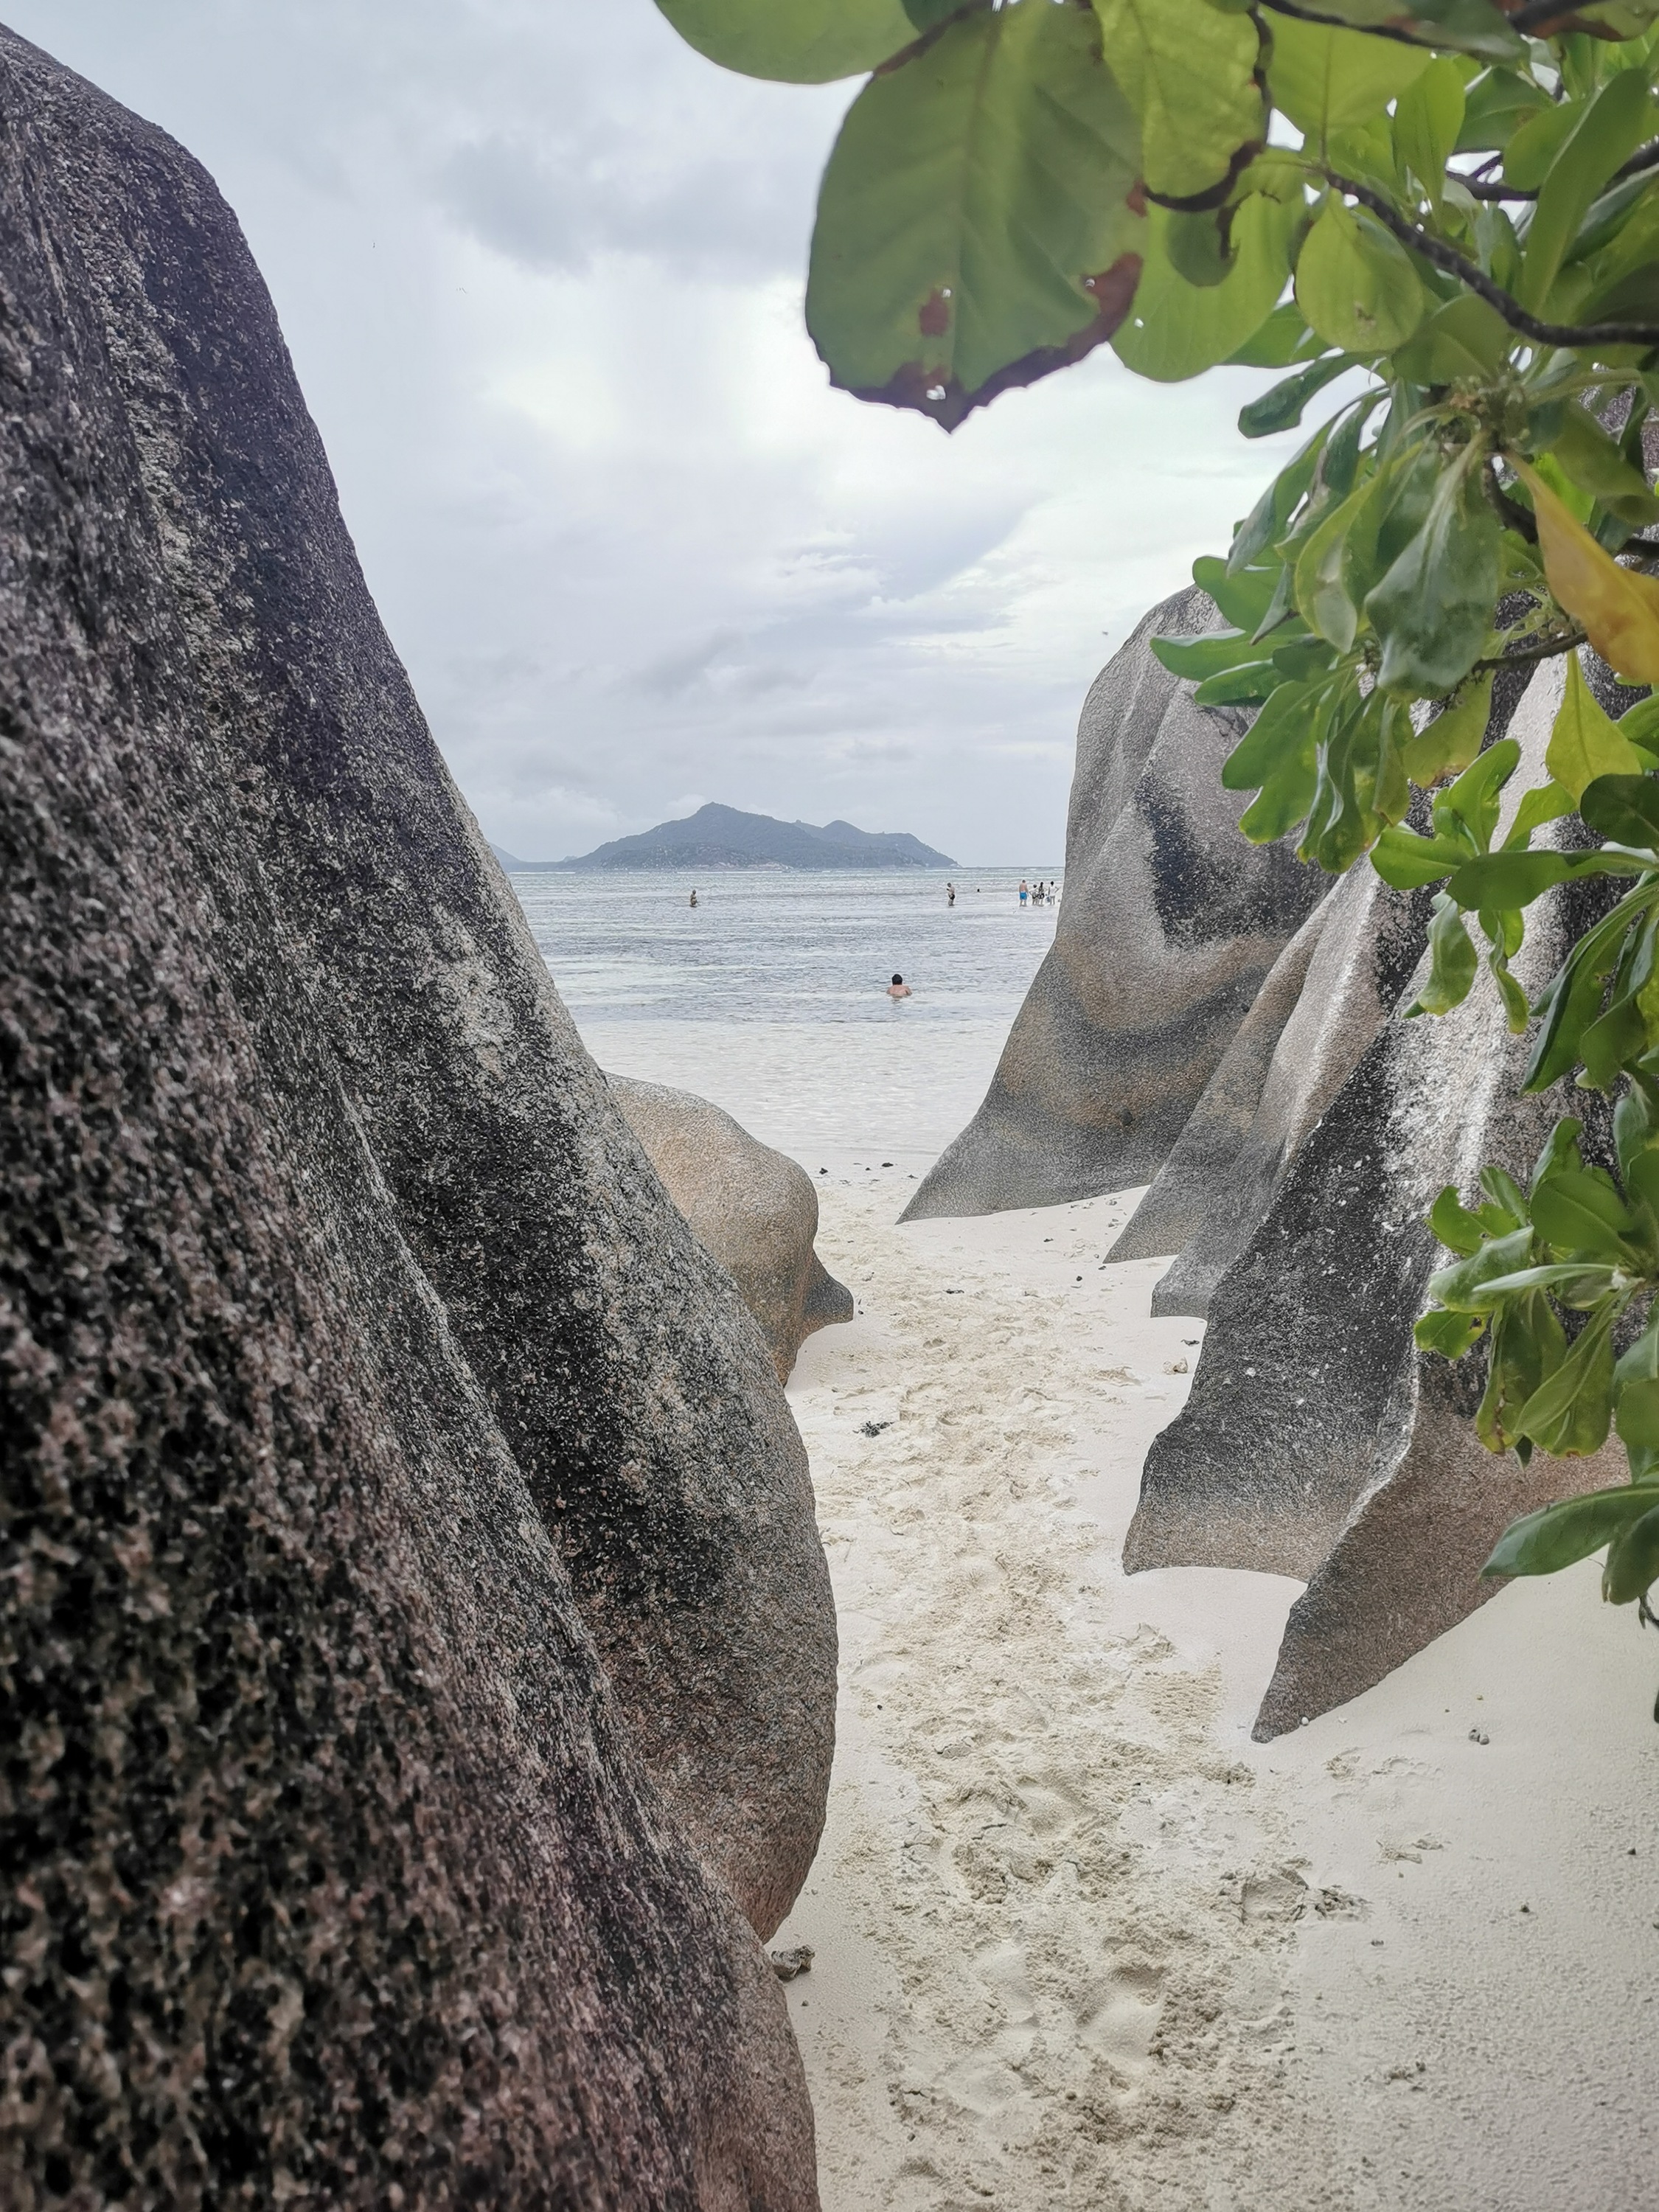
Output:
564 879 1659 2211
772 1165 1659 2212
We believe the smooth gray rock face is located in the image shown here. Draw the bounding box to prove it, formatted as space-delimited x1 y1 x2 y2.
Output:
1125 658 1627 1738
610 1077 855 1381
902 588 1326 1221
1119 863 1430 1316
0 28 821 2205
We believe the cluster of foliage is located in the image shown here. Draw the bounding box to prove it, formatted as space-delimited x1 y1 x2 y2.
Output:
656 0 1659 1627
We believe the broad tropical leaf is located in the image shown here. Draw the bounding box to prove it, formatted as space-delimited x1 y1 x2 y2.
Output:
654 0 955 83
807 2 1144 428
1267 15 1433 144
1295 198 1425 355
1091 0 1262 206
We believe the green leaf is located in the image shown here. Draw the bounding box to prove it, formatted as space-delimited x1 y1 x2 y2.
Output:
1150 627 1273 682
1602 1500 1659 1604
1267 14 1433 143
1192 660 1285 707
1515 1295 1620 1456
1224 300 1315 369
1300 684 1407 870
1530 1167 1638 1266
1295 198 1425 357
806 2 1144 429
1500 100 1581 194
1478 1290 1566 1453
1434 734 1519 853
1401 673 1494 791
1548 403 1659 532
653 0 939 83
1500 778 1575 854
1408 889 1478 1016
1371 824 1467 890
1366 447 1501 698
1455 66 1550 155
1393 58 1465 212
1415 1305 1486 1357
1579 772 1659 854
1237 351 1356 439
1482 1484 1659 1578
1429 1183 1490 1256
1519 70 1652 317
1428 1222 1533 1310
1192 555 1281 636
1445 846 1640 912
1545 655 1645 804
1091 0 1262 205
1113 192 1299 384
1224 677 1329 841
1615 1312 1659 1480
1293 473 1377 653
1391 293 1512 386
1228 420 1334 569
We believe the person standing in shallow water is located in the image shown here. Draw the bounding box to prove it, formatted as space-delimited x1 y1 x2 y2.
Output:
946 882 955 906
1018 879 1029 907
887 973 911 1001
689 888 698 908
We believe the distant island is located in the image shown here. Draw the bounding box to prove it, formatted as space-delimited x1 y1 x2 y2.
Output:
494 801 957 872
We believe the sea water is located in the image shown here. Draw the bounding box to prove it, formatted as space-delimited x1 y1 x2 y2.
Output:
507 865 1060 1168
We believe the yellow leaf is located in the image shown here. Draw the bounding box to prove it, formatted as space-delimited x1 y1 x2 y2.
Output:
1517 461 1659 686
1544 653 1642 804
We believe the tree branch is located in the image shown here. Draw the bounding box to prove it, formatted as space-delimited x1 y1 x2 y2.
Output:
1256 0 1436 49
1324 171 1659 349
1455 138 1659 205
1474 628 1587 675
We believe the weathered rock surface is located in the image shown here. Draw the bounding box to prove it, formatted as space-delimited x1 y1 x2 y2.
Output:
611 1077 854 1381
1125 658 1627 1737
1110 662 1541 1316
902 589 1325 1221
0 27 823 2205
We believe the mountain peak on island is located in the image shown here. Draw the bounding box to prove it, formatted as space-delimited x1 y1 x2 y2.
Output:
497 801 957 872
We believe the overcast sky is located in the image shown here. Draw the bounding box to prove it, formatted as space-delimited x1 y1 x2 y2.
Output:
16 0 1310 863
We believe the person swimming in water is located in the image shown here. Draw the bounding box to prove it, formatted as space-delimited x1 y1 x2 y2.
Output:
887 973 911 1000
689 888 698 908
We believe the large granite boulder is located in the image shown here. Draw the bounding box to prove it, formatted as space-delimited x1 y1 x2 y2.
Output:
1107 662 1540 1316
902 588 1325 1220
1127 658 1628 1738
0 26 823 2204
611 1077 854 1381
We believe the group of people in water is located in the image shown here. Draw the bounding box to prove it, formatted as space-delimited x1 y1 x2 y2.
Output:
685 878 1054 1006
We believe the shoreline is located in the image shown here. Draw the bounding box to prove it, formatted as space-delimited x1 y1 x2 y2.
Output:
777 1166 1659 2211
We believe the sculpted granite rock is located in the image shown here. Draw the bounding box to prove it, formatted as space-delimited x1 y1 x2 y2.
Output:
611 1077 854 1382
1110 661 1540 1317
0 28 821 2205
1126 658 1629 1738
902 589 1325 1221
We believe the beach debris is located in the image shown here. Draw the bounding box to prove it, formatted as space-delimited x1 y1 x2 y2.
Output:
861 1419 891 1438
1163 1359 1188 1375
1469 1728 1490 1745
769 1945 815 1981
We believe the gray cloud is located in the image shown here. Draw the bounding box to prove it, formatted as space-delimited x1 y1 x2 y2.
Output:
10 0 1300 865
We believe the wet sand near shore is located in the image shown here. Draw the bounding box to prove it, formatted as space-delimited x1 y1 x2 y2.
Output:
776 1165 1659 2212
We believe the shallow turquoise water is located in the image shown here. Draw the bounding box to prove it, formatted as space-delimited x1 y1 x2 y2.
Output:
507 864 1060 1162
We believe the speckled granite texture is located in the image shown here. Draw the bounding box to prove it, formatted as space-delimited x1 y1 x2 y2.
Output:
902 588 1326 1221
610 1077 853 1382
0 23 824 2205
